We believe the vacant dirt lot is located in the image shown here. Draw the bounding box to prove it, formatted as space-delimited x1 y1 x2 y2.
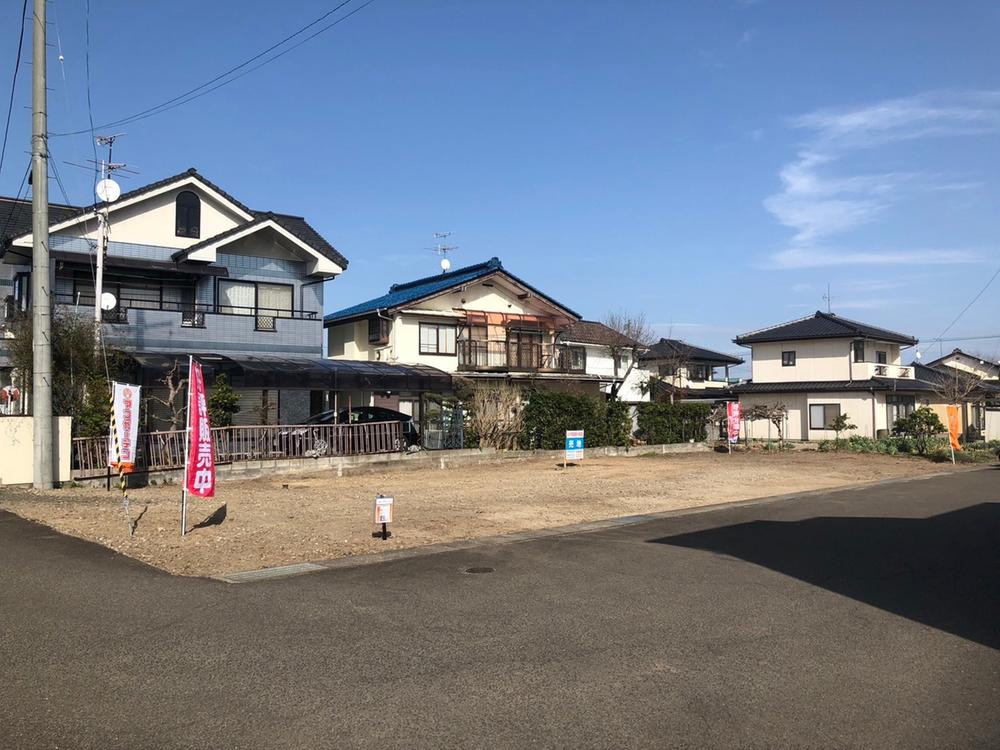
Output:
0 451 961 577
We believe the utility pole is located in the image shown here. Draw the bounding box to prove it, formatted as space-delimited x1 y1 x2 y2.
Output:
31 0 53 489
92 136 126 326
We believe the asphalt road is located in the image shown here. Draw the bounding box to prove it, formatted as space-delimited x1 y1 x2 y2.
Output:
2 467 999 749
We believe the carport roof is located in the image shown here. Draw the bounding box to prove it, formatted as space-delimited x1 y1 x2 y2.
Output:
128 353 452 392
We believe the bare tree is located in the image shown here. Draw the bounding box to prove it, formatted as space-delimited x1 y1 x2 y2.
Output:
602 310 655 400
932 367 984 405
146 361 188 431
469 381 525 450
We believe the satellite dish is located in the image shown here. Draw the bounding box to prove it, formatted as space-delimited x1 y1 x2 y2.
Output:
95 178 121 203
100 292 117 311
440 257 451 272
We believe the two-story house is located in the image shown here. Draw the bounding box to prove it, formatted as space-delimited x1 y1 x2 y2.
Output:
2 169 450 426
557 320 650 403
919 348 1000 441
640 338 743 401
732 311 941 441
325 258 610 415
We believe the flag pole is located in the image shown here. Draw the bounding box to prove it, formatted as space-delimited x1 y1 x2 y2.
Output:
181 355 193 536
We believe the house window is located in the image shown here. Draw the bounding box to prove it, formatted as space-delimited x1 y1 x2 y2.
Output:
175 191 201 238
658 364 677 377
368 317 390 344
876 350 887 364
809 403 842 430
690 364 709 381
218 280 292 331
567 346 586 372
853 340 865 363
419 322 457 355
887 395 915 428
782 351 796 367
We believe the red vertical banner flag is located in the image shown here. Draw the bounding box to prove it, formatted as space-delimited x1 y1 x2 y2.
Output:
726 402 741 444
946 404 962 452
184 359 216 498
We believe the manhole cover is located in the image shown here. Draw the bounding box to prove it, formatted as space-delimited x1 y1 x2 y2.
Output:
464 566 495 574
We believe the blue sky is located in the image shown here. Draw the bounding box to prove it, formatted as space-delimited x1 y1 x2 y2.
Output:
2 0 999 365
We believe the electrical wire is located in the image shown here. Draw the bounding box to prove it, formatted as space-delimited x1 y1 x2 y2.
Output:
0 0 29 180
916 265 1000 360
51 0 375 137
83 0 99 182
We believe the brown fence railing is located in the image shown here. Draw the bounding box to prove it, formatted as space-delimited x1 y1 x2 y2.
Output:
72 421 404 479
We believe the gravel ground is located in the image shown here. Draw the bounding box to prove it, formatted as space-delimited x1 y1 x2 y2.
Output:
0 451 959 577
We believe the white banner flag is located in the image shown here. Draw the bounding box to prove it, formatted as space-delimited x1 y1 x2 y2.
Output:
109 382 141 473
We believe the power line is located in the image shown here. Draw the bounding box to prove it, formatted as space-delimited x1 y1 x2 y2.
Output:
916 265 1000 358
51 0 376 137
0 0 29 180
83 0 99 182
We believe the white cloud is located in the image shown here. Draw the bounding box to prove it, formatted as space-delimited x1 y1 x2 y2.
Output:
770 247 982 269
764 91 1000 267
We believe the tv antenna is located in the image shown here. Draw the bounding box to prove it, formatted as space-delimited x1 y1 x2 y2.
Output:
427 232 458 272
823 283 834 313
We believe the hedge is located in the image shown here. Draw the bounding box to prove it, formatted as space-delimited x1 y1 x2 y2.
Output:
635 402 710 444
520 391 632 450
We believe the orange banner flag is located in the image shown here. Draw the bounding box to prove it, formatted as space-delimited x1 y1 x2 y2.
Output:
946 405 962 452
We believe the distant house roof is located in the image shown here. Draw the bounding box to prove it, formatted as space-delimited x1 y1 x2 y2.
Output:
732 378 937 394
734 311 917 346
324 257 580 325
0 168 347 269
642 338 743 365
910 362 1000 394
1 197 78 248
559 320 639 348
922 348 1000 377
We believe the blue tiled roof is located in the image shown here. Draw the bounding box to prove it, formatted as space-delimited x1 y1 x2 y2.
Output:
324 257 580 324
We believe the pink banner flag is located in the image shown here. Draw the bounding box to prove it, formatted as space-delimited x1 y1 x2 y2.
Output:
184 359 215 498
727 402 741 444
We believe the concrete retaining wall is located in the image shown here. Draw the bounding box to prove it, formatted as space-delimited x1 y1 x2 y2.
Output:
74 441 713 487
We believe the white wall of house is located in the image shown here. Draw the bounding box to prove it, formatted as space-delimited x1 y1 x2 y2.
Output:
739 391 884 441
48 186 246 250
748 339 904 383
651 364 731 391
934 353 999 380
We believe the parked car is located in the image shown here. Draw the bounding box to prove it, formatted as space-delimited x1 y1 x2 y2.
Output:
276 406 420 451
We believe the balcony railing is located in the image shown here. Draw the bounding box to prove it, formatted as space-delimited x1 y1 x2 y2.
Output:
457 339 583 373
54 293 318 330
854 361 914 379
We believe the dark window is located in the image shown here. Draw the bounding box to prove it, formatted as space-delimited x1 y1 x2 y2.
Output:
658 364 677 377
876 350 887 364
853 340 865 363
175 191 201 238
781 350 796 367
809 403 841 430
567 346 586 372
368 317 390 344
419 323 457 355
690 365 709 380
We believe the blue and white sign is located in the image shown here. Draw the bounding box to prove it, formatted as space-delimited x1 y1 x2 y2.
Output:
565 430 585 461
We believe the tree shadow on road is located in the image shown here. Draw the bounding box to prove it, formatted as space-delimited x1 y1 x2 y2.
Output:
649 503 1000 649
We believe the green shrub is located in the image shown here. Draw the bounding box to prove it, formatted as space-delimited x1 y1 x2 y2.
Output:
847 435 876 453
520 391 631 449
635 402 710 444
892 407 946 455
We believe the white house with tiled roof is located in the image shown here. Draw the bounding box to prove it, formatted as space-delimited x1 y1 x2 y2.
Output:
732 311 941 441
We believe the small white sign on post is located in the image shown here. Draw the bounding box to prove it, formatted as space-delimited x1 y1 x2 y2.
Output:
374 495 394 524
374 494 394 540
